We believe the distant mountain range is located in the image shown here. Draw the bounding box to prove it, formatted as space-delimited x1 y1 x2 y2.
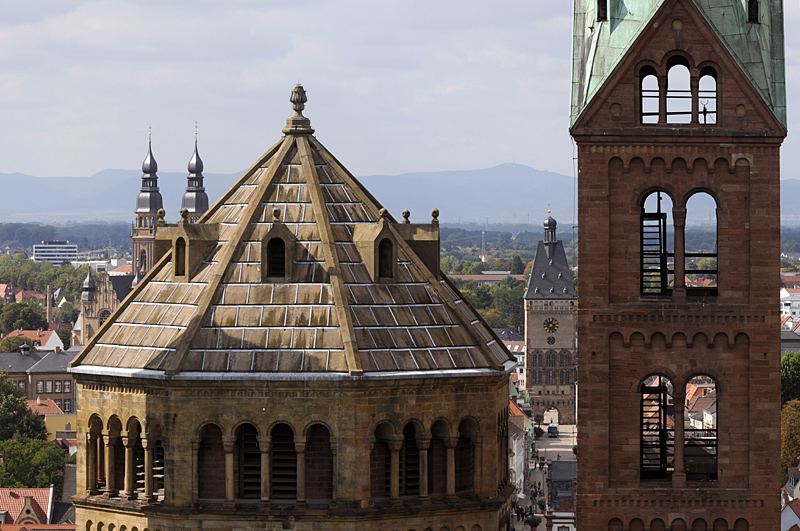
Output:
2 163 799 226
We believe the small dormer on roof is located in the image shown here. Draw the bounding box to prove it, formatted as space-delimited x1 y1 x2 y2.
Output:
524 212 575 301
182 126 209 220
136 132 164 214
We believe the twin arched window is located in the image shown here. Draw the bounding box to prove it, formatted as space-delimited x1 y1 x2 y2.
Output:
639 60 717 125
641 190 717 296
641 374 717 481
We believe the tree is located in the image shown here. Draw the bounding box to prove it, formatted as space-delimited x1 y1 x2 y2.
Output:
783 352 800 405
534 413 544 426
55 328 71 349
496 232 513 250
55 301 78 324
510 255 524 274
0 439 69 499
523 259 534 279
525 516 542 528
782 400 800 485
0 370 48 441
0 302 47 336
0 336 34 353
478 308 509 328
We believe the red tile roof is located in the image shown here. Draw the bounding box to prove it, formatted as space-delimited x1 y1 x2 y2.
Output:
1 330 54 348
25 399 64 416
14 291 45 303
503 340 525 354
0 488 51 524
110 264 132 273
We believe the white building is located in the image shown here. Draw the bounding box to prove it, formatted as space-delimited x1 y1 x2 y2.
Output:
781 288 800 318
32 240 77 264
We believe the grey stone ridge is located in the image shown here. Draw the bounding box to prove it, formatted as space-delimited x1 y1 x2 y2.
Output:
524 240 575 300
28 347 81 373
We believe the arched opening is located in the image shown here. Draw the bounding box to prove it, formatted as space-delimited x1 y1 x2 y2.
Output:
684 375 718 481
235 423 260 499
267 238 286 278
455 419 477 492
672 519 688 531
401 423 420 496
108 417 124 497
305 424 333 501
429 420 448 496
640 66 660 124
126 419 144 499
609 519 623 531
98 310 111 327
174 238 186 277
698 67 717 125
198 424 225 499
641 191 675 295
370 422 393 498
666 57 692 124
139 250 147 275
270 423 297 500
641 374 674 480
378 238 394 279
684 192 718 294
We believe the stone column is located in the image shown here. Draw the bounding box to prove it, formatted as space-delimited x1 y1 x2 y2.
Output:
102 434 117 497
444 437 459 502
86 433 98 495
673 206 687 300
658 75 667 124
691 75 699 124
388 440 403 506
223 437 235 509
673 392 686 486
97 436 105 487
417 438 431 504
190 439 199 502
258 437 271 509
120 433 137 500
141 439 156 503
294 439 307 510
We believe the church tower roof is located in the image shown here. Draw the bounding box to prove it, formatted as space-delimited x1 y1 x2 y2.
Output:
524 213 575 301
571 0 786 127
136 134 164 213
71 85 513 379
181 129 209 214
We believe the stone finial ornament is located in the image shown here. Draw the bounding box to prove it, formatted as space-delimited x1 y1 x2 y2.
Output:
402 210 411 224
273 208 282 222
431 209 439 224
283 84 315 135
157 209 166 227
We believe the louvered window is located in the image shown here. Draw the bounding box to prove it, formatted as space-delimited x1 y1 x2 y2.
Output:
270 423 296 500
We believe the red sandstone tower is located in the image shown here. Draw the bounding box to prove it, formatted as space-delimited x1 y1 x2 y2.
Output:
570 0 786 529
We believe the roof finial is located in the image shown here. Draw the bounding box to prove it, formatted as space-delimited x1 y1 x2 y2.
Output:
283 83 315 135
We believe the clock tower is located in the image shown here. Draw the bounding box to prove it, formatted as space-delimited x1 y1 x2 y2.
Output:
523 213 577 424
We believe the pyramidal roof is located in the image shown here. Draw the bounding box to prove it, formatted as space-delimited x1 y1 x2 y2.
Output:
70 86 513 380
571 0 786 127
524 215 575 301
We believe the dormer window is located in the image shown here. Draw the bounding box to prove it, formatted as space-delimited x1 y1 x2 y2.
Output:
261 208 295 282
267 238 286 278
378 238 393 278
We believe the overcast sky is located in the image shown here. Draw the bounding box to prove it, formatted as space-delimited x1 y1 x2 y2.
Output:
0 1 797 180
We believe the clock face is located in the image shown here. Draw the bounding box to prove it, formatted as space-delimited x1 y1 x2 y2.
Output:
547 336 555 345
543 317 559 334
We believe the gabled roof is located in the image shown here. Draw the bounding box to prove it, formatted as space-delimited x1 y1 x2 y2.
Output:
28 349 79 374
0 488 51 524
571 0 786 127
1 331 55 349
70 86 513 380
0 351 44 374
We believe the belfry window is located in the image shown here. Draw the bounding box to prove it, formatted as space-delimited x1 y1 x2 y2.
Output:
748 0 758 22
666 57 692 124
698 67 717 125
236 423 260 499
378 238 393 279
640 66 659 124
640 375 674 480
641 191 674 296
684 376 718 481
597 0 608 21
267 238 286 278
270 423 297 500
684 192 718 294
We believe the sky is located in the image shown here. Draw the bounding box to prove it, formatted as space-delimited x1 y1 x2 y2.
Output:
0 1 797 180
